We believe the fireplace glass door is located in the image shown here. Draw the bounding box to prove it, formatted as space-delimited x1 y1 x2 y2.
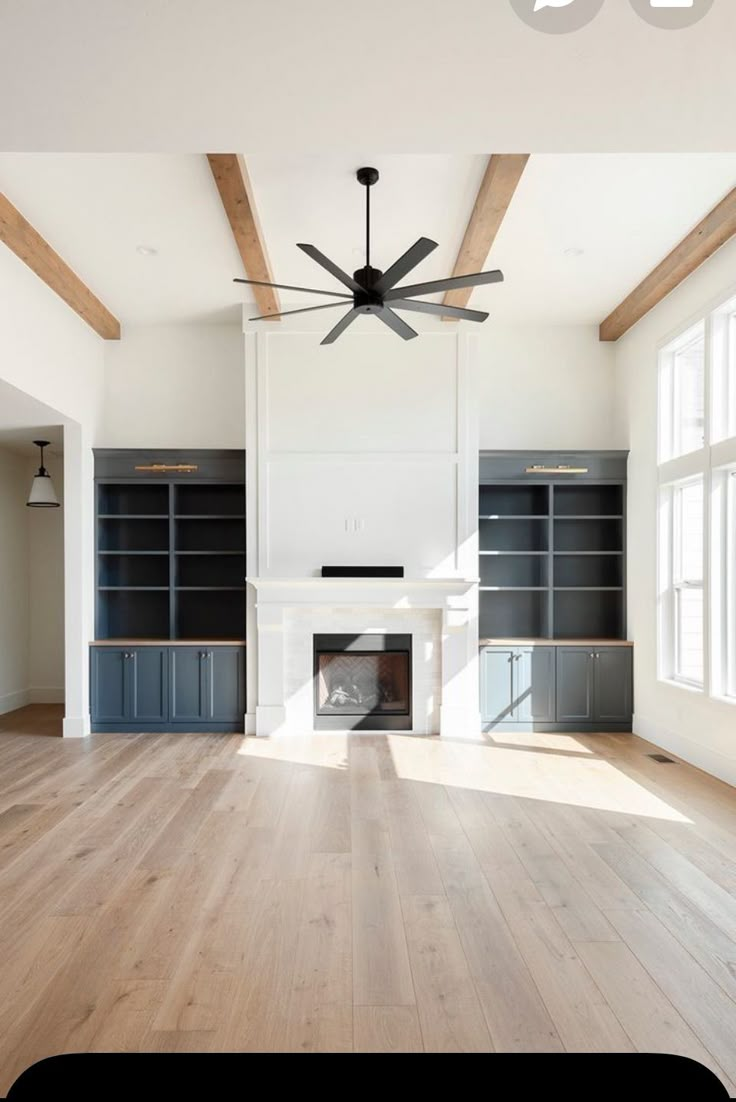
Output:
313 634 412 730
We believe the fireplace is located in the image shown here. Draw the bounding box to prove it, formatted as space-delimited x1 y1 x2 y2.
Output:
313 633 412 731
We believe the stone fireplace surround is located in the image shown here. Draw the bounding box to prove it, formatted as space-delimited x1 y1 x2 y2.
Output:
248 578 478 737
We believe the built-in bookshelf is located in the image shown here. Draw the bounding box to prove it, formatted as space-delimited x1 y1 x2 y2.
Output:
479 456 626 640
95 462 245 640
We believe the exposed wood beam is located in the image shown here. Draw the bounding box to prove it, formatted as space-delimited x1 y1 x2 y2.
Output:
600 187 736 342
442 154 529 317
207 154 280 320
0 191 120 340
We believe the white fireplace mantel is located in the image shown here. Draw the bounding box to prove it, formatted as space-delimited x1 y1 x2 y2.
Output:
247 576 480 738
249 576 478 605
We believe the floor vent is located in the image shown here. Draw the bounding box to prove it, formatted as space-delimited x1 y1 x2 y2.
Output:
647 753 676 764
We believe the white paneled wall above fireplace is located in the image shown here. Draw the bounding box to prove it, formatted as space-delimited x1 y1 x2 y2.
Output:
246 323 478 582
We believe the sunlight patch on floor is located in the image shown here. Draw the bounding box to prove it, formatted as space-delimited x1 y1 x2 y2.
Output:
385 735 692 822
234 732 692 823
235 734 349 770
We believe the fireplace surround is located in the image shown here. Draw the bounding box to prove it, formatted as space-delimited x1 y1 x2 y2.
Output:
247 577 478 737
313 633 412 730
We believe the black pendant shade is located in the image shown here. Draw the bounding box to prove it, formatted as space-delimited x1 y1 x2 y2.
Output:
234 167 504 344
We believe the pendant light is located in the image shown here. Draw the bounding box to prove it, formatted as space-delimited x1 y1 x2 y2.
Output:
27 440 60 509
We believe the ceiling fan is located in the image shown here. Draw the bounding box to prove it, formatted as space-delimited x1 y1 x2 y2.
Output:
234 167 504 344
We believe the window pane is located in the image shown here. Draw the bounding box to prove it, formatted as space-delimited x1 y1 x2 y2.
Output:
676 480 703 582
673 478 704 686
727 473 736 697
676 587 704 684
673 332 705 457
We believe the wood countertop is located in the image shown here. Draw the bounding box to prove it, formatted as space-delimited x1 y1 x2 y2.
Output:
479 638 633 647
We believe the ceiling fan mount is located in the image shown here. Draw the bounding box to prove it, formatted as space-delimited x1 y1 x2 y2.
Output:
234 165 504 344
356 166 379 188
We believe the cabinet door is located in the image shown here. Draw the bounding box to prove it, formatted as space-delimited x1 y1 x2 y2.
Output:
514 647 556 724
594 648 633 725
556 648 594 724
480 648 516 724
91 648 128 723
169 647 207 723
205 647 245 723
129 648 168 724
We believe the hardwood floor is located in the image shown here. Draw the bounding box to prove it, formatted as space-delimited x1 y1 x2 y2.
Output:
0 704 63 738
0 724 735 1088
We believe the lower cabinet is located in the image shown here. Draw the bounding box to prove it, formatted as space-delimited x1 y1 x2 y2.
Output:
91 645 245 733
481 646 556 727
170 647 245 725
481 644 632 732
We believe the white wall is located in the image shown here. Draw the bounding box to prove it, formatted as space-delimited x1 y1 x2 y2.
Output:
27 453 65 703
248 326 474 580
0 448 30 714
100 325 245 448
478 325 620 450
0 246 104 736
616 235 736 787
0 448 65 714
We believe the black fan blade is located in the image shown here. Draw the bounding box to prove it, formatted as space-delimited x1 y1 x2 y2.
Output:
233 277 351 299
384 269 504 301
374 307 418 341
389 299 489 323
297 244 363 293
372 238 438 295
321 308 361 345
249 301 349 322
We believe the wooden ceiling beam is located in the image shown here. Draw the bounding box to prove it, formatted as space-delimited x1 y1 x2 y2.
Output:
207 154 280 320
0 191 120 340
442 154 529 317
600 187 736 342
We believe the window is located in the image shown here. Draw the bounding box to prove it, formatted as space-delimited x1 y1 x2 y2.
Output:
726 472 736 697
712 465 736 699
672 479 704 686
659 323 705 462
710 300 736 443
657 296 736 702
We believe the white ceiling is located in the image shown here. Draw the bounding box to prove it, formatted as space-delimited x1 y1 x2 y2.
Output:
0 380 64 456
1 153 736 327
0 2 735 153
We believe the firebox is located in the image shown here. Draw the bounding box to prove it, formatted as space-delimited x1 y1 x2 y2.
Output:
313 634 412 731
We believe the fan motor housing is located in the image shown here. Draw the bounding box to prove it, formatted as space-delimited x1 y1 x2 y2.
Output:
353 266 384 312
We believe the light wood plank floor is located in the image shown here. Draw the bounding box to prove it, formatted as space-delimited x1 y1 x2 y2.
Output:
0 723 735 1089
0 704 63 738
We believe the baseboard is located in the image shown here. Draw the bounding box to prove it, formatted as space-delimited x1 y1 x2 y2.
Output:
633 712 736 788
0 688 31 716
62 714 91 739
29 687 65 704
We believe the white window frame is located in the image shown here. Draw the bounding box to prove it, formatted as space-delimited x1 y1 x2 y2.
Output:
657 290 736 702
658 321 706 464
728 472 736 698
673 478 704 688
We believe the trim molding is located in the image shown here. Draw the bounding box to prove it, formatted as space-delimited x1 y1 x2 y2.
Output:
0 688 31 716
62 713 91 739
634 712 736 788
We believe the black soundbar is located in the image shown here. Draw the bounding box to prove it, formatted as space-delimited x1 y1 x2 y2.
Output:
321 566 404 578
